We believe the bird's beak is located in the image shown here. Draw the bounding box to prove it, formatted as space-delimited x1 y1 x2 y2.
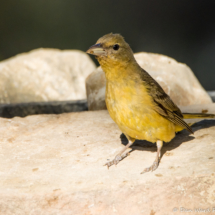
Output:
86 43 106 56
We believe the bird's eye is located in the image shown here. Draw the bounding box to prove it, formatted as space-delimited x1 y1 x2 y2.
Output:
113 44 120 51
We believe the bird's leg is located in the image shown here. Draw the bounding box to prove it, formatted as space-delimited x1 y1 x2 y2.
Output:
141 140 163 174
104 140 134 168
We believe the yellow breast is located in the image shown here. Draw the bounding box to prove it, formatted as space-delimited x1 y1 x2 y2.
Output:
105 79 176 143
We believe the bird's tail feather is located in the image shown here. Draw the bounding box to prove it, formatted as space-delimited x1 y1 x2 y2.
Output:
183 113 215 119
182 113 215 127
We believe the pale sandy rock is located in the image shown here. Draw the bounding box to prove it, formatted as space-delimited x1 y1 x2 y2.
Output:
86 67 106 110
86 52 212 110
0 106 215 214
180 103 215 114
0 48 96 104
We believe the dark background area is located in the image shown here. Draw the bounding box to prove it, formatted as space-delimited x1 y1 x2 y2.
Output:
0 0 215 90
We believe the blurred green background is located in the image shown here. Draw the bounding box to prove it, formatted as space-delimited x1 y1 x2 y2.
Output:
0 0 214 90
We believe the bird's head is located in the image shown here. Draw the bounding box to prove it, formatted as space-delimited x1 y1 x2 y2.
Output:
86 33 135 71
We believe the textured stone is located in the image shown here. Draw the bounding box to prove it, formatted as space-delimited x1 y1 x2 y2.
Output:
0 48 96 104
85 67 106 110
86 52 212 110
0 105 215 214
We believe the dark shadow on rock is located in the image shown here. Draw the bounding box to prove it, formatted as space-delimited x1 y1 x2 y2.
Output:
120 119 215 159
0 100 88 118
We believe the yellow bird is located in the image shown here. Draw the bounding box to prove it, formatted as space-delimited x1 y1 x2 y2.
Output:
86 33 214 173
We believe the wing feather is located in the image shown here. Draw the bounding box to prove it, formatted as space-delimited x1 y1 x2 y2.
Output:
140 68 193 134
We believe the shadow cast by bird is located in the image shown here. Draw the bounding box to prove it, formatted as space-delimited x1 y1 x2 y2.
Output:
120 119 215 159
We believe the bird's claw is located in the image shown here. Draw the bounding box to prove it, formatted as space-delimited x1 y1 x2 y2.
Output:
141 160 159 174
104 152 130 169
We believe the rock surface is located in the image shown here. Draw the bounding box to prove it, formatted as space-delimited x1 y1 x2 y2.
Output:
86 52 212 110
0 48 96 104
86 67 107 110
0 105 215 215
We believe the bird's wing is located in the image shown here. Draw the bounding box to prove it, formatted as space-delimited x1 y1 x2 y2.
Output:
152 91 193 133
141 69 193 133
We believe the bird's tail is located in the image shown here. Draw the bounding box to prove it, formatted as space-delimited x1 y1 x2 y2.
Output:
182 113 215 127
183 113 215 119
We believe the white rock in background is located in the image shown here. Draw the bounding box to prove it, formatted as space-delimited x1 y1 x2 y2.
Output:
86 67 107 110
0 48 96 104
135 52 212 105
86 52 212 110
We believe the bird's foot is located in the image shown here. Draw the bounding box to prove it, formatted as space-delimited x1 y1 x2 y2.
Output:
104 152 130 169
141 159 159 174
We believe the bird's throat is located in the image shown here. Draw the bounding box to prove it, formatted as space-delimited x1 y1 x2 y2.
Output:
97 57 140 82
